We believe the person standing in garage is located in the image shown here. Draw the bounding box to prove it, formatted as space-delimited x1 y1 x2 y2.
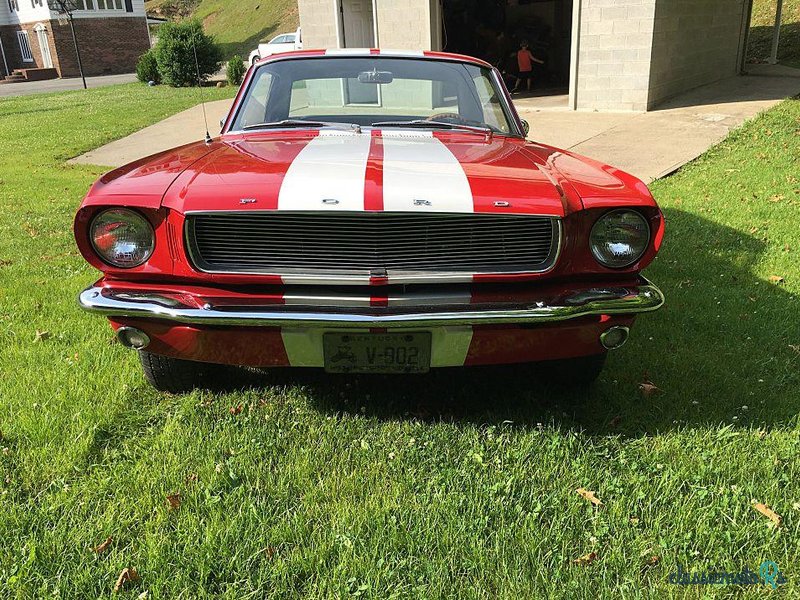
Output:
512 40 544 93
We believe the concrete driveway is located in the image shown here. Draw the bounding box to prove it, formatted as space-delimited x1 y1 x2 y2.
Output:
0 73 137 97
70 64 800 183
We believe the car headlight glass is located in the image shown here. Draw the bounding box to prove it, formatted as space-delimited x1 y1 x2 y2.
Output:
90 208 155 268
589 209 650 268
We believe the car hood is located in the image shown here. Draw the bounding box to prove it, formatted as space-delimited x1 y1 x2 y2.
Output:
161 130 571 216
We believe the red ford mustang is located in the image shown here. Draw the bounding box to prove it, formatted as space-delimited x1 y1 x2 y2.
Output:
75 50 664 392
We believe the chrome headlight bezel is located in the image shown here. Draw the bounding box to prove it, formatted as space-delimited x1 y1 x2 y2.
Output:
589 209 651 269
89 208 155 269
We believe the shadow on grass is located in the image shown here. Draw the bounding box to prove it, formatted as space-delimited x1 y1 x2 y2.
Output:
201 209 799 436
748 22 800 66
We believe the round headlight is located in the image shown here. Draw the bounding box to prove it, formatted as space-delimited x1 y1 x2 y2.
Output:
90 209 155 268
589 209 650 268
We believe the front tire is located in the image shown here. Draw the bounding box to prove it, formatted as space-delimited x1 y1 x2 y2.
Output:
138 351 230 393
536 352 608 386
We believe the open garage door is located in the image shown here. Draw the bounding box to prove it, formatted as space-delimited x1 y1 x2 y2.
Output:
438 0 573 100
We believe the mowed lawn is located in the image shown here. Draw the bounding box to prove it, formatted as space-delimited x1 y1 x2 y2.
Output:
1 84 799 599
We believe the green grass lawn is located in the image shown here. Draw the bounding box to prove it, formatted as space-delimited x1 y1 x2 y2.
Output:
146 0 299 60
1 84 799 598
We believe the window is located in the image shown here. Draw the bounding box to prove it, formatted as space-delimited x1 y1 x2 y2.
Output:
8 0 19 11
17 31 33 62
73 0 123 8
95 0 123 9
231 57 515 135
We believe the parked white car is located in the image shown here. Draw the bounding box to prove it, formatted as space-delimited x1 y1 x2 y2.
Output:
248 28 302 65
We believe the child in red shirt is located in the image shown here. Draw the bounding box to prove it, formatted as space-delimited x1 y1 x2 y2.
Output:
512 41 544 93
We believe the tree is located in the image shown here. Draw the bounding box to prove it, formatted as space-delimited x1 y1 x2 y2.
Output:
153 20 222 87
48 0 86 89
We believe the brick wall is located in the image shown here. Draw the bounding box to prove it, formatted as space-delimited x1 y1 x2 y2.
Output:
298 0 340 48
575 0 656 111
647 0 750 108
51 16 150 77
1 17 148 78
0 23 55 74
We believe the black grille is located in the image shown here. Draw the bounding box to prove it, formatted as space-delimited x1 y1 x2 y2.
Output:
186 212 560 280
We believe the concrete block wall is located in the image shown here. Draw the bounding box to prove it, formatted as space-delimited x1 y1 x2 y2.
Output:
647 0 750 108
575 0 656 111
375 0 433 50
298 0 340 48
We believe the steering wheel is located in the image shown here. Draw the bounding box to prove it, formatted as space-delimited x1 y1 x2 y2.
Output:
426 112 469 125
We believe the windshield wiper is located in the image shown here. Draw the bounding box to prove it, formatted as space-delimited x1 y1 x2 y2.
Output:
242 119 361 133
371 119 494 134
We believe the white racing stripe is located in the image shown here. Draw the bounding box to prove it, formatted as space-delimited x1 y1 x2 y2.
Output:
278 130 371 211
381 131 474 213
325 48 372 56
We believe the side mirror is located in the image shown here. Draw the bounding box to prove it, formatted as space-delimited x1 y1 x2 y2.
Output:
520 119 530 137
220 117 225 131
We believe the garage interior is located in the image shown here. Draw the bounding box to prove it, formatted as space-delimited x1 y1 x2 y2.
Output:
438 0 573 96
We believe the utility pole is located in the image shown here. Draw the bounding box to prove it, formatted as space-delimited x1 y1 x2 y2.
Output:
48 0 87 89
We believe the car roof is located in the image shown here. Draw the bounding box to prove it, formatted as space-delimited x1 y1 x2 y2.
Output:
253 49 493 69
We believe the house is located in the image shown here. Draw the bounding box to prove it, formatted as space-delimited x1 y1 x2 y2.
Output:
0 0 150 81
297 0 757 111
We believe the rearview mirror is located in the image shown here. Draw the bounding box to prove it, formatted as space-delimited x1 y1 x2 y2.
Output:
358 70 394 85
520 119 530 136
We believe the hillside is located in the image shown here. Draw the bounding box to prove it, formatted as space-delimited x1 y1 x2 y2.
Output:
749 0 800 67
145 0 299 59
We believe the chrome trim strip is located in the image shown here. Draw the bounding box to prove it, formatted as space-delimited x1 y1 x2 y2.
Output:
183 212 563 283
78 279 664 329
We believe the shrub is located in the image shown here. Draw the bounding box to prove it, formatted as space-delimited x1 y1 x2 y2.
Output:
227 55 246 86
135 49 160 84
153 20 222 87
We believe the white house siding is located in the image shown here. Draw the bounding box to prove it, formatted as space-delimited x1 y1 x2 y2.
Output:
647 0 751 108
0 1 52 26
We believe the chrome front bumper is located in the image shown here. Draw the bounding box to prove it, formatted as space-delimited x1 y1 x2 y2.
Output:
78 279 664 329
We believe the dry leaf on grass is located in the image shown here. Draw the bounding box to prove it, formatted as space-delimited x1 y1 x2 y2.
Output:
753 502 782 527
34 330 50 343
166 492 182 511
93 536 113 554
113 567 139 593
639 382 661 398
769 275 785 284
645 555 660 566
792 502 800 511
573 552 597 566
229 405 243 416
576 488 603 507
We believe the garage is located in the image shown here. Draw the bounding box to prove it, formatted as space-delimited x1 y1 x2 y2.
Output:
437 0 573 97
300 0 755 112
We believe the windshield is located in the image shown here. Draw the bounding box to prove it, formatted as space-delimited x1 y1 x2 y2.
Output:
229 57 516 134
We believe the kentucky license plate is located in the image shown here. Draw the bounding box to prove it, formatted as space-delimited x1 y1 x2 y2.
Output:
323 332 432 374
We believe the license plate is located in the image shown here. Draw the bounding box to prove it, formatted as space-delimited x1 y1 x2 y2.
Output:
323 332 432 374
